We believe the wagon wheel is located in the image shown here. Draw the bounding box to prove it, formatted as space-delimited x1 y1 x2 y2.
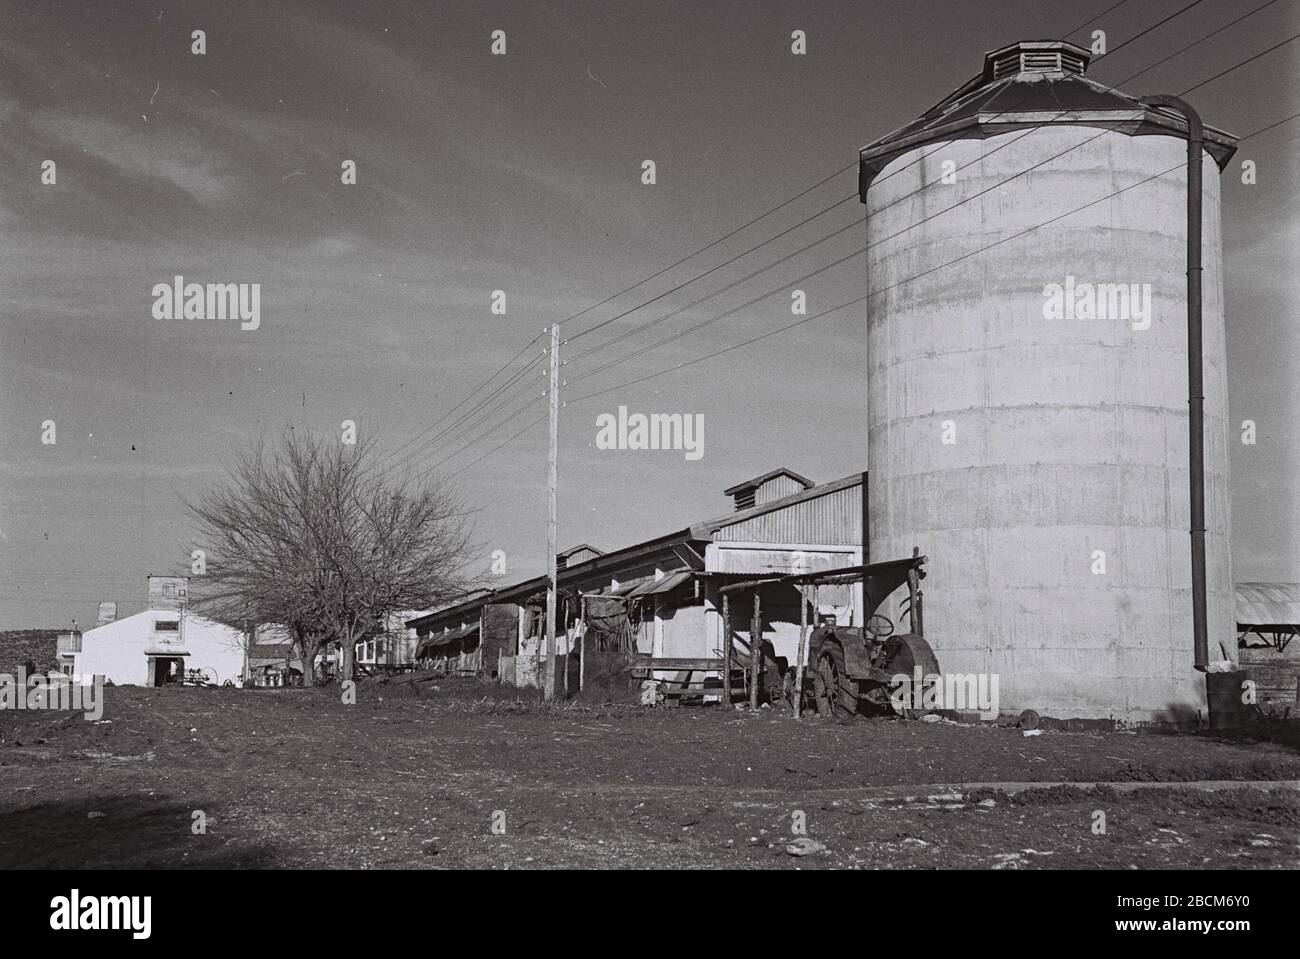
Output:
813 647 858 721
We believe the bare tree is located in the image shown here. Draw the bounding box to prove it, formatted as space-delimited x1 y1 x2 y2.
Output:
187 428 478 684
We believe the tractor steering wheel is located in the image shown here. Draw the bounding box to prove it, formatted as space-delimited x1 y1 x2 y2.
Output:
865 614 894 638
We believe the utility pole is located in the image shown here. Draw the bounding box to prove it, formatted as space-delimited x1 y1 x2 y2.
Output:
543 323 561 700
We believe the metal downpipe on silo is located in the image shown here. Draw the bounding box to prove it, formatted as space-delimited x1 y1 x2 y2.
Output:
1141 95 1208 673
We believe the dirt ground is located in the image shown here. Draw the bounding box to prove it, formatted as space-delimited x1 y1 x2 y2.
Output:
1 677 1298 869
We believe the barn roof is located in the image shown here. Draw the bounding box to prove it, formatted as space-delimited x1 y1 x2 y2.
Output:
1235 582 1300 627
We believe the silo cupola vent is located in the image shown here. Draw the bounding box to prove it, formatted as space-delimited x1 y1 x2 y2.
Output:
987 41 1088 81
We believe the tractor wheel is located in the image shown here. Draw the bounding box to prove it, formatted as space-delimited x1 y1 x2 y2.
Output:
882 635 940 719
813 645 858 721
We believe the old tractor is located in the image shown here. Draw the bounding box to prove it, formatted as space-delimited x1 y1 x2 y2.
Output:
788 553 939 720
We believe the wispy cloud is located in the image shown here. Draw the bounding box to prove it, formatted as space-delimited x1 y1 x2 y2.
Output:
32 112 242 206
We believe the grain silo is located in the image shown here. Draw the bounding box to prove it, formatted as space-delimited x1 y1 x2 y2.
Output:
859 40 1238 722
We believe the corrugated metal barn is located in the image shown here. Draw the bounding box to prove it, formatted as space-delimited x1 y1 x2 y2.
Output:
410 469 872 690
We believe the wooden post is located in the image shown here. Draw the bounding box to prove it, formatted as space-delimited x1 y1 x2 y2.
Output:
749 589 762 709
478 605 487 676
907 571 922 638
795 585 809 719
578 595 586 693
910 547 924 638
721 593 732 706
562 597 570 696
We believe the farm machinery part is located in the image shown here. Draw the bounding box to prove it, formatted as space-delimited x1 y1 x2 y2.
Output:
785 553 939 720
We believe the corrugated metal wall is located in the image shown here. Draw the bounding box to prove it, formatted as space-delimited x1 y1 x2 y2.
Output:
712 485 862 545
755 474 807 505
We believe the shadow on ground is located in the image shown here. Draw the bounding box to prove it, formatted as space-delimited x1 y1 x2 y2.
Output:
1197 719 1300 756
0 795 279 869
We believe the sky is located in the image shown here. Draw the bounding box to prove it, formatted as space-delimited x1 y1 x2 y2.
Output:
0 0 1296 628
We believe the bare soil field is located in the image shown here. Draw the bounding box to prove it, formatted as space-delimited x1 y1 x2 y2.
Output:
1 678 1297 869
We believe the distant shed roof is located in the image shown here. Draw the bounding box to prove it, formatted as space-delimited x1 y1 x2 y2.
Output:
1235 583 1300 627
415 622 480 658
628 569 693 597
558 544 604 558
723 468 814 497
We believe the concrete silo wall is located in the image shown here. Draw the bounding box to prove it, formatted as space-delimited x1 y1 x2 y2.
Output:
865 125 1233 723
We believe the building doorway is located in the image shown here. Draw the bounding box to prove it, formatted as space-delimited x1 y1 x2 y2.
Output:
147 656 184 687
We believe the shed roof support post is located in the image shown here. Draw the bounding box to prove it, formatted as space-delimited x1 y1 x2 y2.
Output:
578 595 586 693
722 593 732 707
795 585 809 719
478 606 486 677
749 590 762 710
906 568 919 637
907 546 924 638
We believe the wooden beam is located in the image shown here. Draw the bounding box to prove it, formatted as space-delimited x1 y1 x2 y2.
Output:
630 657 726 671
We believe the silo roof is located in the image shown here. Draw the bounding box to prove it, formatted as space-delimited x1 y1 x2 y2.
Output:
859 40 1237 197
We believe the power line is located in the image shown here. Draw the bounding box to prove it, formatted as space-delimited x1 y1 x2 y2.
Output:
567 214 860 366
554 0 1142 349
556 0 1229 374
447 412 550 480
1108 0 1283 86
372 0 1148 472
391 4 1278 478
1097 0 1213 61
1062 0 1136 39
377 330 547 472
559 33 1298 390
562 165 860 344
563 192 859 354
1181 31 1298 94
566 116 1073 370
563 110 1298 406
382 347 549 475
418 387 549 476
563 131 1124 385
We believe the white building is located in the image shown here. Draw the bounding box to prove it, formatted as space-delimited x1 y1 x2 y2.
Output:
73 575 246 686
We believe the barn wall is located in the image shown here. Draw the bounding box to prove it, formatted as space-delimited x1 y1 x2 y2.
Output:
712 486 861 545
